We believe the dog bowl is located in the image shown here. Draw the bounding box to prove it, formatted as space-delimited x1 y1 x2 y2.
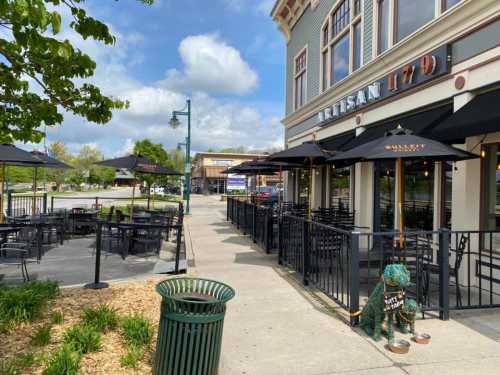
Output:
413 333 431 344
388 339 410 354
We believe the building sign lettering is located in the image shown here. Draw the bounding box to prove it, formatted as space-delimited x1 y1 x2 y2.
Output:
316 45 450 126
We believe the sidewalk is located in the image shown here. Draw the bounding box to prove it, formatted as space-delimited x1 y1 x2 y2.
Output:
184 195 500 375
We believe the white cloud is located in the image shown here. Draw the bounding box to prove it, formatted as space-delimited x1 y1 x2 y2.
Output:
160 34 258 96
33 4 282 157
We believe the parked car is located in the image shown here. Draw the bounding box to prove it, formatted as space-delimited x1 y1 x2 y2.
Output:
251 186 279 203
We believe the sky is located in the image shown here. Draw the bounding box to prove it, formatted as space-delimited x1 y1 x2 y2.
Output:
40 0 285 157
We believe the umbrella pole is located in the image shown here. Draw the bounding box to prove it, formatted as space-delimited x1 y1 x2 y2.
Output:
397 158 405 248
130 177 136 221
32 167 38 215
308 157 313 220
279 166 282 208
0 163 5 224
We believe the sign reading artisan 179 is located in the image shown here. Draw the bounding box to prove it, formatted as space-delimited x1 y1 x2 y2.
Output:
316 45 451 125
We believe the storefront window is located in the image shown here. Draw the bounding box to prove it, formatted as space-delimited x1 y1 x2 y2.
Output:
481 144 500 250
404 160 434 231
330 166 351 212
298 169 310 206
442 161 453 229
374 161 396 232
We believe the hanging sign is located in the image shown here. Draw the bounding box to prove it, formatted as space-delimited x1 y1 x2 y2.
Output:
316 45 451 125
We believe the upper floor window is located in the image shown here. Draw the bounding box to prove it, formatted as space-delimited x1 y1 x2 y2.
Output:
321 0 363 92
396 0 434 42
376 0 464 56
443 0 461 10
294 49 307 110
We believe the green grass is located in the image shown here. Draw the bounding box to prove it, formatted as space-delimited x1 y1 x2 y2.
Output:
43 345 81 375
31 324 52 347
81 304 118 333
62 325 101 354
120 314 154 348
0 352 40 375
0 281 59 330
119 346 144 369
0 361 20 375
51 311 64 325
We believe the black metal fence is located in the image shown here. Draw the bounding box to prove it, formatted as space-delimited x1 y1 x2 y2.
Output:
227 197 274 253
226 197 500 324
7 192 48 217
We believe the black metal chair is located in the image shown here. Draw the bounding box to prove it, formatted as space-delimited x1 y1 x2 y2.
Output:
0 243 30 281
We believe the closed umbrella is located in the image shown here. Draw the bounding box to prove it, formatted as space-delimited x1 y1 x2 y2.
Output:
328 126 478 245
0 145 45 222
96 155 181 220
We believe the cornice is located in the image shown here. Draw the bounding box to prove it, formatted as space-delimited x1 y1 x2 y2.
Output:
282 0 500 128
271 0 313 43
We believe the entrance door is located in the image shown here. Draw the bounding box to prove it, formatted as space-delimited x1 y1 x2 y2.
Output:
373 161 396 232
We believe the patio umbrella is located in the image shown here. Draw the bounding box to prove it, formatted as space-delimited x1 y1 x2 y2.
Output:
10 151 73 215
96 155 181 220
328 126 478 245
0 144 45 223
268 141 333 217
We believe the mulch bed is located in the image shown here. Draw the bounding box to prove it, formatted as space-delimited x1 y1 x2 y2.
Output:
0 276 167 374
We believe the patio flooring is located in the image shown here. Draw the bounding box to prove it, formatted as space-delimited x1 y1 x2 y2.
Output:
186 194 500 375
0 234 185 286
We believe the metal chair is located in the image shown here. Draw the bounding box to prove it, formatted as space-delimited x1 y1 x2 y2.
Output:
0 243 30 281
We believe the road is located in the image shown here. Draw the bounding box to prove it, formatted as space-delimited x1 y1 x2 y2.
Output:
51 187 138 210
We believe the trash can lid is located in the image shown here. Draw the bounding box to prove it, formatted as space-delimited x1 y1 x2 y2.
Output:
156 277 235 305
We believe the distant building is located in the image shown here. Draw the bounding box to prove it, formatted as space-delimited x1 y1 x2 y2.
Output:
114 168 135 187
192 152 279 194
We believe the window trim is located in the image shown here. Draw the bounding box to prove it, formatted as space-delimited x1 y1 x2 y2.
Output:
293 45 308 111
320 0 363 93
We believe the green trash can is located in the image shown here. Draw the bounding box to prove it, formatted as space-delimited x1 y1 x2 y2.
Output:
154 278 235 375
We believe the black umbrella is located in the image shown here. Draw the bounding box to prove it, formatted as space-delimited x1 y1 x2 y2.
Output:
268 141 333 217
96 155 181 219
0 145 45 223
328 126 478 244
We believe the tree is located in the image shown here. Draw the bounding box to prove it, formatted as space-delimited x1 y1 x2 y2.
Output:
0 0 153 144
47 141 71 190
133 139 173 188
67 144 111 188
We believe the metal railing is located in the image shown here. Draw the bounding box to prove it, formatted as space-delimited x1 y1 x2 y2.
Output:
7 192 47 217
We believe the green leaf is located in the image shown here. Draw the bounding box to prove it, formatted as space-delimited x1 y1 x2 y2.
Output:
51 12 61 34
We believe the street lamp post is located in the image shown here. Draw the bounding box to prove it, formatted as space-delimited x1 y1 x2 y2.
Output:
169 99 191 215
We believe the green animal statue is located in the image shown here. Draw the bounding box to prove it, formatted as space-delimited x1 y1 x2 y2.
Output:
360 264 410 342
396 298 418 334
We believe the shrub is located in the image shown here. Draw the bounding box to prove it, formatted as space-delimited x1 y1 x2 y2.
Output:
51 311 64 325
0 281 59 327
63 325 101 354
43 345 80 375
31 324 52 347
119 346 144 369
120 314 154 348
0 361 20 375
81 305 118 332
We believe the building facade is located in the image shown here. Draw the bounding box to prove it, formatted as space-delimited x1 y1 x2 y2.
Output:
271 0 500 240
192 152 277 194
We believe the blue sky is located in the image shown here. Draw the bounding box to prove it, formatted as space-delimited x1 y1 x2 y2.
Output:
40 0 285 157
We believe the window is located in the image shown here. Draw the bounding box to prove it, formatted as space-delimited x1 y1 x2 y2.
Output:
481 144 500 250
353 21 362 71
396 0 434 42
294 49 307 109
404 160 434 231
213 160 232 166
378 0 390 54
374 161 396 232
330 166 351 211
332 33 350 84
443 0 461 10
298 169 310 205
320 0 363 91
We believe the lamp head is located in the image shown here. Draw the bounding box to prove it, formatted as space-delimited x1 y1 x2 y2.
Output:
169 114 180 129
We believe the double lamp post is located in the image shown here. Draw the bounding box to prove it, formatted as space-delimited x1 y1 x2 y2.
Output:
169 99 191 215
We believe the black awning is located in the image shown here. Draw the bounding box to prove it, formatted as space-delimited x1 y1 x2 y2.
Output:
319 130 356 152
342 104 453 150
430 89 500 143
